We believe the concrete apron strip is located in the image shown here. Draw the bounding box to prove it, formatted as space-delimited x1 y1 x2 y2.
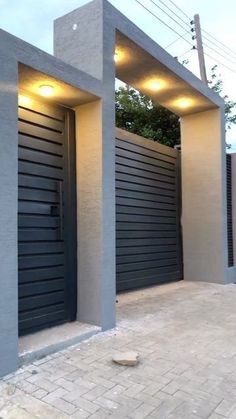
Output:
18 322 101 366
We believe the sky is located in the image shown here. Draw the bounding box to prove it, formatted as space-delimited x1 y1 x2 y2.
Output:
1 0 236 147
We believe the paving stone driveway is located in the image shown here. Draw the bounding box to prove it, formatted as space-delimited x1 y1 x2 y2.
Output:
1 281 236 419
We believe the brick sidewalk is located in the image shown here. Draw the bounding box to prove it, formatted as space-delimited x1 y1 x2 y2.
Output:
0 281 236 418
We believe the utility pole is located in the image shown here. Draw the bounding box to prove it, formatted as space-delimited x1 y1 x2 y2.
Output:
193 14 208 85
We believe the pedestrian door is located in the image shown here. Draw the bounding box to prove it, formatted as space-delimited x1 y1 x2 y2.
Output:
18 97 77 335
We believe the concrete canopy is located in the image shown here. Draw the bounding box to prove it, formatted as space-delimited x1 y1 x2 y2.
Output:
19 64 99 108
115 31 221 116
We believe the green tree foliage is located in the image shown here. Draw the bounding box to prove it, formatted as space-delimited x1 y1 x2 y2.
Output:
115 65 236 148
115 86 180 148
208 65 236 130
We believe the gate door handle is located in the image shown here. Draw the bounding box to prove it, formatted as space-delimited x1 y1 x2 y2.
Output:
58 180 63 241
50 182 63 240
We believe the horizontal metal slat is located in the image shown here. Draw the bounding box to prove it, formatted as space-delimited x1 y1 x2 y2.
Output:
117 251 177 264
116 205 175 217
117 230 176 239
18 175 58 191
116 147 175 171
116 180 175 197
18 216 59 229
18 121 64 144
19 290 65 311
117 265 179 281
19 134 63 156
116 138 176 163
18 242 64 256
19 254 64 270
116 163 175 182
117 257 177 273
116 171 175 190
18 201 54 216
19 161 63 180
116 189 175 204
19 266 65 284
19 278 65 298
116 197 175 210
116 244 177 256
117 237 177 247
19 147 63 168
19 108 64 132
19 101 64 121
116 156 175 178
117 222 176 231
19 310 66 335
116 213 176 224
18 188 59 204
18 229 59 242
117 271 181 292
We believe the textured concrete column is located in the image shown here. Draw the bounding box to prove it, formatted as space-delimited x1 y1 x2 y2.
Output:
75 100 115 329
0 54 18 376
181 108 228 283
55 0 116 329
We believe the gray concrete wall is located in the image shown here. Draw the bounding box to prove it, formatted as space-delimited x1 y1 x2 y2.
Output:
181 109 228 284
0 53 18 376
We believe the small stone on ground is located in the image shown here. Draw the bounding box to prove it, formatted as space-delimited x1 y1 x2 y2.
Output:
112 351 139 366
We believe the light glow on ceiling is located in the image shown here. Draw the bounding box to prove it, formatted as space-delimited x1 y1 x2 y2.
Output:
114 48 126 64
144 78 166 92
175 98 193 109
38 85 55 97
18 95 32 107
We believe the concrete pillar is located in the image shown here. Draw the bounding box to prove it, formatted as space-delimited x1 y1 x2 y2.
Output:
75 100 116 329
55 0 116 330
181 108 228 284
0 54 18 376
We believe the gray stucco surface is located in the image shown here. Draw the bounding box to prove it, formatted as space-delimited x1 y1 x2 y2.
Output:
0 53 18 377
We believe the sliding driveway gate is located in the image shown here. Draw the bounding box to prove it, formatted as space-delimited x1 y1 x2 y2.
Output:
116 130 183 292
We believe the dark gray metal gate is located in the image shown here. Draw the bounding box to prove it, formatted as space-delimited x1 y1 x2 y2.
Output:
116 130 182 292
226 154 234 267
18 98 77 335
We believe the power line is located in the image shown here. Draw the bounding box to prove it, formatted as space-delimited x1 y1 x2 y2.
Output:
165 0 191 21
150 0 236 62
202 28 236 58
204 51 236 75
149 0 191 31
203 41 236 66
177 47 194 59
164 0 236 60
202 33 236 60
165 29 190 49
134 0 193 47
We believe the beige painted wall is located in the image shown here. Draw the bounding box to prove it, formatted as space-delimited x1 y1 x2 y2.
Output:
181 108 228 283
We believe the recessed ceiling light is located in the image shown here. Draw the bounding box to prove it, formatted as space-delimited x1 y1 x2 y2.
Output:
145 79 165 91
176 98 193 108
39 85 54 97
